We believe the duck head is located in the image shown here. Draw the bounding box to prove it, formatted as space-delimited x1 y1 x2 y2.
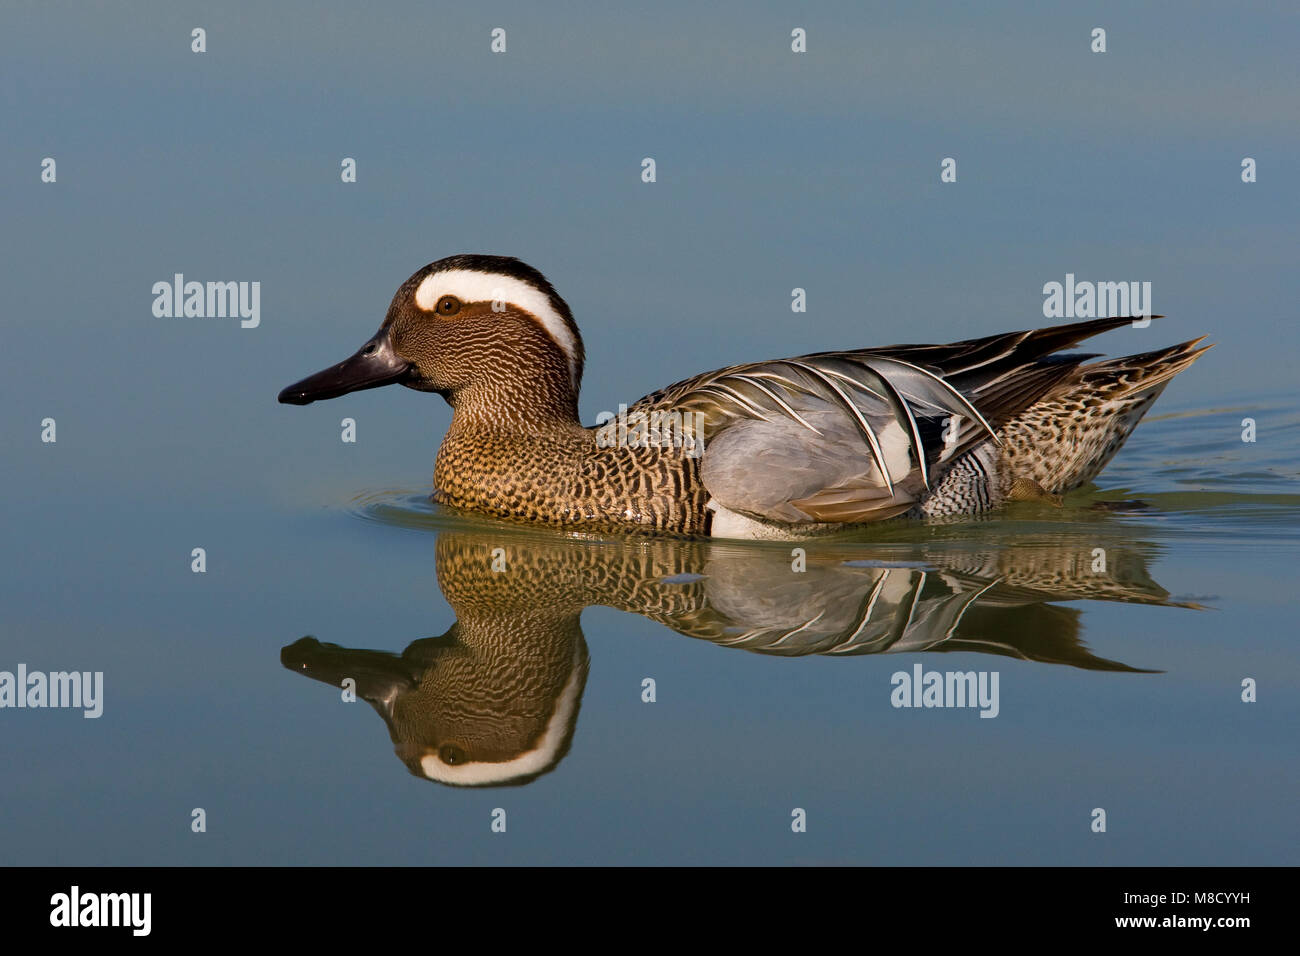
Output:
278 254 584 416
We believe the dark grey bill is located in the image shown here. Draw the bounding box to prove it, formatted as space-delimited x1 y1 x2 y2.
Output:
278 331 412 405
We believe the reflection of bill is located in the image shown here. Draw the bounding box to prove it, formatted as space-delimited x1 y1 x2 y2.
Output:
283 632 587 788
282 529 1199 788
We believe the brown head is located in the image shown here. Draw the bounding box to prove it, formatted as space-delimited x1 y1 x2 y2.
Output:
278 255 585 422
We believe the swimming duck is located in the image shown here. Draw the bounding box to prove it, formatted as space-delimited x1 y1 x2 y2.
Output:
278 254 1209 538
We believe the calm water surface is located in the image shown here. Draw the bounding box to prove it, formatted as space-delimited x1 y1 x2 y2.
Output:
3 395 1296 865
3 0 1297 869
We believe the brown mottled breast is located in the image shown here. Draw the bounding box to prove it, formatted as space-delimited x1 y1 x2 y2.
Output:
433 421 712 535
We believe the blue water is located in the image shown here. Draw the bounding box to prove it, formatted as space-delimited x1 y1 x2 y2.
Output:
1 0 1297 865
2 391 1296 864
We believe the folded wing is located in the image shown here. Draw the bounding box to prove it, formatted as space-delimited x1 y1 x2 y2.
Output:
628 316 1145 525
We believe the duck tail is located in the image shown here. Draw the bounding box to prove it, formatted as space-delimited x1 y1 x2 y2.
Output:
1072 335 1212 398
996 336 1212 495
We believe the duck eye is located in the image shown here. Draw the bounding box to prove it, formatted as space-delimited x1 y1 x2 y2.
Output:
439 744 466 765
435 295 461 316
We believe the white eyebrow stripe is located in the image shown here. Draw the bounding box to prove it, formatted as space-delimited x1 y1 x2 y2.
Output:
414 269 579 384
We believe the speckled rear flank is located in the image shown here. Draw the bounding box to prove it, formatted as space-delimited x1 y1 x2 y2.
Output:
919 336 1210 516
995 338 1207 497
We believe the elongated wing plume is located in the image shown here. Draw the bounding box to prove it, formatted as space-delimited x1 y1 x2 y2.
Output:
626 316 1156 526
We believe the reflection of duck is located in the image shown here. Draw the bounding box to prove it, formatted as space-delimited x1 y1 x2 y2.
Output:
282 565 589 788
282 528 1199 786
278 255 1208 537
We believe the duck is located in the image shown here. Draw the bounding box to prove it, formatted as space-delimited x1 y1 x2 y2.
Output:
278 254 1209 538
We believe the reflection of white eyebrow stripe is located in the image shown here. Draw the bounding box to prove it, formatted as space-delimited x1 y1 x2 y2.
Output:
414 269 578 383
417 643 584 786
